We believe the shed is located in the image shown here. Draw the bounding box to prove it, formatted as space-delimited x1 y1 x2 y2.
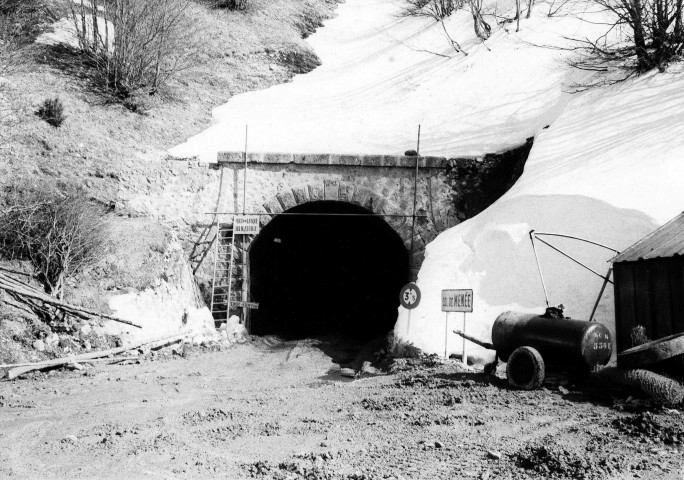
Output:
611 212 684 353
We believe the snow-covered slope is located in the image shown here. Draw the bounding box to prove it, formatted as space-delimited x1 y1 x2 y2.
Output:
397 70 684 360
170 0 606 160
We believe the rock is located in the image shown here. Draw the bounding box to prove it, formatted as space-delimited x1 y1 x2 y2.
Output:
79 324 92 336
62 435 78 444
47 333 60 348
361 361 379 375
33 340 45 352
558 386 569 395
434 441 444 449
225 315 248 343
487 450 502 460
269 63 277 71
340 368 356 378
320 441 329 447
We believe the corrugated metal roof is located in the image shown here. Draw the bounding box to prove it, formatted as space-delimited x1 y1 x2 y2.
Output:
613 211 684 263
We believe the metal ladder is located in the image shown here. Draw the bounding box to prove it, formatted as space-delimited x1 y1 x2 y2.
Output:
209 218 252 327
209 220 237 326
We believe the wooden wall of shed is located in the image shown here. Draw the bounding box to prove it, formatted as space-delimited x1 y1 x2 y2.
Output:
613 256 684 352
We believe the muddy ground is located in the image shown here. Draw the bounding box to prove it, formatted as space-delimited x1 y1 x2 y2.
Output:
1 337 683 480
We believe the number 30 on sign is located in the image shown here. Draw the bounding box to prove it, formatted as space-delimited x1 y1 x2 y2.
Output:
400 283 421 310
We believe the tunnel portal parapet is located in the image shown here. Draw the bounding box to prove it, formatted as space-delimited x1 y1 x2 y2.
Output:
216 151 460 279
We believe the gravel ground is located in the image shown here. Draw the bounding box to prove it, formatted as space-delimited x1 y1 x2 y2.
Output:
0 336 682 479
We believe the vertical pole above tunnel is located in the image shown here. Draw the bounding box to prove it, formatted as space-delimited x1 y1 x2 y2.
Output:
409 125 421 274
242 125 249 328
407 125 421 336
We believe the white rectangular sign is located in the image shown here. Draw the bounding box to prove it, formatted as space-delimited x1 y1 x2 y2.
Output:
441 289 474 313
234 215 260 235
231 300 259 310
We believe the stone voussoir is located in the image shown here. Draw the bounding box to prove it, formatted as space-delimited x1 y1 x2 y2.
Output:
292 186 309 205
277 190 297 211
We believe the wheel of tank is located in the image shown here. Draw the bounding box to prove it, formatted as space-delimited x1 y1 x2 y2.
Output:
506 346 545 390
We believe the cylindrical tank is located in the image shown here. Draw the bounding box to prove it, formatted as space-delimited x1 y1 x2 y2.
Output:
492 312 612 368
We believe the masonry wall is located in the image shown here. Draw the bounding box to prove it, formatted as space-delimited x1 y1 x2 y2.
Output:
215 152 458 280
106 152 461 279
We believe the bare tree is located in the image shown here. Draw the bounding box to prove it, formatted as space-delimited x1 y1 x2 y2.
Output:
583 0 684 72
401 0 492 53
65 0 201 102
0 184 107 299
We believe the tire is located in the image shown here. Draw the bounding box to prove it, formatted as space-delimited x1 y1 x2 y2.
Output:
506 346 545 390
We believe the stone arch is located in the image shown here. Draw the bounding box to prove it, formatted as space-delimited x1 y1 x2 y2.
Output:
256 181 454 279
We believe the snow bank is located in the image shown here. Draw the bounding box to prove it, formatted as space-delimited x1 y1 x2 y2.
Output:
170 0 606 160
396 71 684 360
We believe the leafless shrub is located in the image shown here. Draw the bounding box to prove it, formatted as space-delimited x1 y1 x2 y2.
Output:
390 338 424 359
470 0 491 40
572 0 684 77
403 0 463 19
0 184 107 299
36 97 66 126
213 0 250 10
541 0 581 17
402 0 492 54
64 0 201 106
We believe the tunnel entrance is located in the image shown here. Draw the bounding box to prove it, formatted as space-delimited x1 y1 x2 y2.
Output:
249 201 409 341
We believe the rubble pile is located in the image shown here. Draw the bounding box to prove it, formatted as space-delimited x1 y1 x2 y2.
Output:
513 443 599 479
612 412 684 445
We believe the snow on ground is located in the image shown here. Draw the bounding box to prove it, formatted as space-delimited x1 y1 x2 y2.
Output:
168 0 684 358
170 0 606 160
397 70 684 360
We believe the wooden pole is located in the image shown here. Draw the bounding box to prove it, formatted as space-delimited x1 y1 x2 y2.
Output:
0 280 142 328
6 333 186 380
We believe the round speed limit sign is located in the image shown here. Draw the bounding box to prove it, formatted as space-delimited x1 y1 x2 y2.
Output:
400 282 421 310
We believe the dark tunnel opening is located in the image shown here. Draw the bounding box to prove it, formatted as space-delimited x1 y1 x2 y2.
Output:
249 201 410 341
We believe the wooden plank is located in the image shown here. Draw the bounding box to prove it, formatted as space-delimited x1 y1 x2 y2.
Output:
5 333 186 380
670 257 684 335
614 263 637 352
632 261 654 340
652 259 673 339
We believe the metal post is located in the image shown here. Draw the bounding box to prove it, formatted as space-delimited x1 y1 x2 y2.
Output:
241 125 248 325
407 125 421 337
462 312 467 366
444 312 448 359
209 214 220 315
589 267 613 322
529 230 550 307
243 125 248 215
409 125 421 273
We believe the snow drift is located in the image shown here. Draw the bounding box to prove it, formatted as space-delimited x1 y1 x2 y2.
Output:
397 71 684 360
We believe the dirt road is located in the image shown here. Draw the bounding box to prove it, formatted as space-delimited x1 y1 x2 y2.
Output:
1 338 683 479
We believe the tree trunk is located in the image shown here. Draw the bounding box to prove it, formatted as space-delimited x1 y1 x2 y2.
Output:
630 0 653 70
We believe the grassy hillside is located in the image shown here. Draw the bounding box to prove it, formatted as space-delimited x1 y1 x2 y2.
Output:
0 0 340 363
0 0 338 186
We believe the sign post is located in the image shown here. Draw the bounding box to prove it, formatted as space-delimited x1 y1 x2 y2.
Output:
441 289 474 364
400 282 421 336
232 215 261 325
